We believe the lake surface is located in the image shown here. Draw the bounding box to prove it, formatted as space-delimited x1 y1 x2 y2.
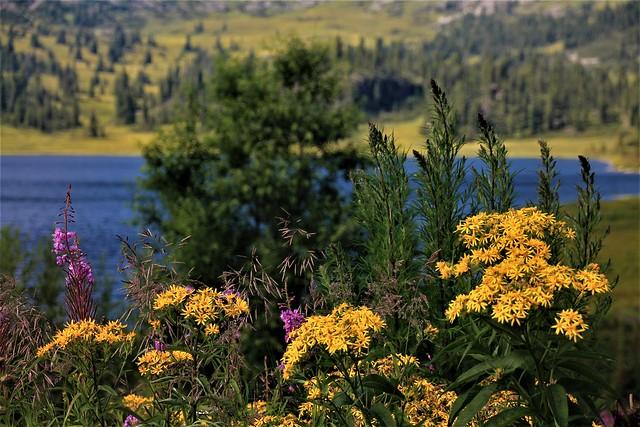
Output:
1 155 639 283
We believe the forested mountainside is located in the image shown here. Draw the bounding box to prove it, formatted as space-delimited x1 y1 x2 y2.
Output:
1 0 638 138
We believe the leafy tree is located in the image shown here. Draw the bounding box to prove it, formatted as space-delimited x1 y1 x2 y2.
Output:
137 39 362 283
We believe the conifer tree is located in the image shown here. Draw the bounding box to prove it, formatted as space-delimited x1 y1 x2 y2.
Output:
114 70 136 124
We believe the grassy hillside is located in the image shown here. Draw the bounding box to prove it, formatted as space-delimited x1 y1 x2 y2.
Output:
595 197 640 315
352 118 636 170
1 1 448 148
2 0 637 167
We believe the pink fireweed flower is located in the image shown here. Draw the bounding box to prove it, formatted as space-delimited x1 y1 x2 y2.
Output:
52 227 94 286
153 340 166 351
123 415 140 427
280 308 305 342
54 188 96 321
52 228 79 264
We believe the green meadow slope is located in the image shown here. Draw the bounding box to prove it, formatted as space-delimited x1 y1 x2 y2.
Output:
1 0 637 171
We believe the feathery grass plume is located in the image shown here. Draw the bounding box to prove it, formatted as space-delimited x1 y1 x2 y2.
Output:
55 187 95 321
413 79 468 316
118 229 187 322
537 140 562 263
0 276 52 421
473 113 514 213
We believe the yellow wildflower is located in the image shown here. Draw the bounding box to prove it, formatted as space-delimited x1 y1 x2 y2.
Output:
153 285 193 311
552 309 588 342
439 208 608 339
204 323 220 336
423 323 440 339
401 378 458 426
149 318 161 331
137 349 193 376
372 354 419 376
222 293 250 317
280 304 385 380
122 394 153 411
36 319 134 358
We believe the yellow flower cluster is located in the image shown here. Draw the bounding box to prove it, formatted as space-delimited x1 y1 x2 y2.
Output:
245 401 298 427
280 304 385 380
153 286 249 336
438 208 608 340
552 309 588 342
122 394 153 412
371 353 419 376
137 349 193 376
423 323 440 340
401 378 458 427
153 284 194 310
36 319 135 358
251 414 297 427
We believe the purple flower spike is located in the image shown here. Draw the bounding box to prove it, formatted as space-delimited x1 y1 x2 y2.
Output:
280 308 305 342
427 353 435 373
153 340 166 351
123 415 140 427
54 188 95 321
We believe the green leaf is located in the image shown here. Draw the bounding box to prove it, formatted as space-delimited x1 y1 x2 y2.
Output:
332 391 353 407
450 353 528 389
361 374 404 398
556 361 615 396
370 402 397 427
452 383 497 427
449 387 475 424
547 384 568 427
483 407 532 427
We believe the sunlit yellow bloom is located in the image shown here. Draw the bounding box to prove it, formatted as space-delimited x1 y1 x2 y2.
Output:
372 353 419 376
122 394 153 411
137 349 193 376
153 285 193 310
401 378 458 426
423 323 440 339
439 208 608 341
149 318 161 331
204 323 220 336
552 309 588 342
171 410 186 426
36 319 134 358
436 261 453 279
222 293 250 317
280 304 385 380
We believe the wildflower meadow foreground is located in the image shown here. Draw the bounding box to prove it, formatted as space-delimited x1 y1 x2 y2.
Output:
1 84 632 426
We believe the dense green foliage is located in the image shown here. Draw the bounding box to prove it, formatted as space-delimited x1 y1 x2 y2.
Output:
137 39 362 282
3 82 637 426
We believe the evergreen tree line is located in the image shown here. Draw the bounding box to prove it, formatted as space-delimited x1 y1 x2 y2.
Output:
0 34 80 132
150 0 637 136
339 1 638 134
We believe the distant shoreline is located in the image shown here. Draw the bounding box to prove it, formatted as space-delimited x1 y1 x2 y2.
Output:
2 152 636 175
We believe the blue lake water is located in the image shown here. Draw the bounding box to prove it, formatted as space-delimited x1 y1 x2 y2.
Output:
1 155 639 283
